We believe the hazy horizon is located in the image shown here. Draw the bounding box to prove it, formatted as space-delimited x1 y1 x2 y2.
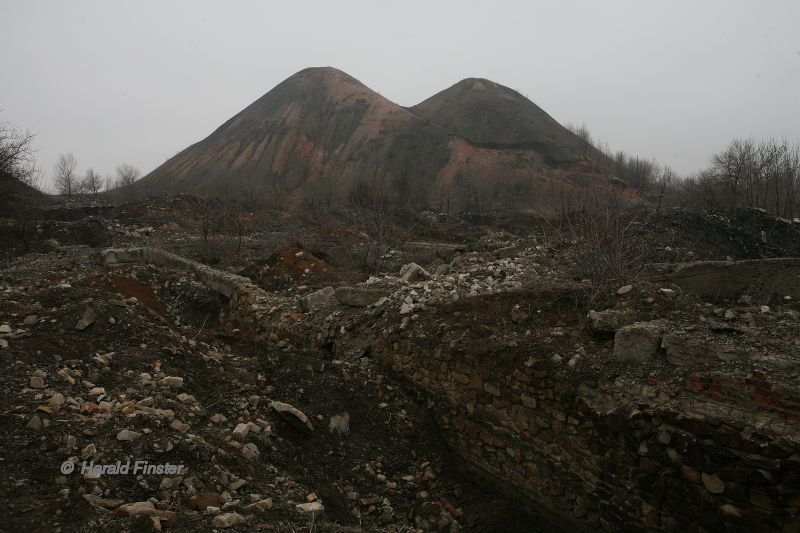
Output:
2 0 799 191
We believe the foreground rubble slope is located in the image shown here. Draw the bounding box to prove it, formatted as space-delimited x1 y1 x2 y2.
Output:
0 246 547 532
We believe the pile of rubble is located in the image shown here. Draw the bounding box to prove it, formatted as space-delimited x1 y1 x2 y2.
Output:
1 245 536 532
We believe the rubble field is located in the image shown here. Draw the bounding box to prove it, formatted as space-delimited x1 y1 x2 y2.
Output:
2 198 800 532
0 246 559 532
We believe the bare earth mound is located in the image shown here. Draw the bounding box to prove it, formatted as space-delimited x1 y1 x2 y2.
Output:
137 67 631 209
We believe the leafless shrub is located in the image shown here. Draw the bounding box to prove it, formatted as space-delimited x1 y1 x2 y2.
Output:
218 204 251 266
347 204 417 273
188 195 227 263
543 187 655 286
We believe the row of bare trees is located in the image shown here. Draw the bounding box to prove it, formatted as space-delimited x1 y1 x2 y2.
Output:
677 138 800 217
571 121 800 217
52 153 141 197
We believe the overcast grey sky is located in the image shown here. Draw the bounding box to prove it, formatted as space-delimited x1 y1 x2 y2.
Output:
2 0 798 189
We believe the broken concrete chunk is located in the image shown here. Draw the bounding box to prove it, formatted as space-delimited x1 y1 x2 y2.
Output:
160 376 184 388
212 512 246 527
241 442 260 460
296 501 324 516
116 429 142 441
114 501 154 517
617 284 633 295
75 305 97 330
400 262 430 282
588 309 636 334
177 393 195 404
245 498 273 512
228 479 247 491
169 419 190 433
82 443 97 459
334 286 389 307
302 286 335 311
272 401 314 434
48 392 65 406
232 423 250 441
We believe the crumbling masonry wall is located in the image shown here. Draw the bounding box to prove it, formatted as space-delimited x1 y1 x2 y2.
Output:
370 335 800 532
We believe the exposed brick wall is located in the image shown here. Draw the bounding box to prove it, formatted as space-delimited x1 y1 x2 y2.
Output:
684 371 800 424
370 335 800 532
227 288 800 531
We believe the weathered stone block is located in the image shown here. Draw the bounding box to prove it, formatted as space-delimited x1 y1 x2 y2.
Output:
302 287 335 312
399 262 430 282
334 286 389 307
613 321 665 362
588 309 637 334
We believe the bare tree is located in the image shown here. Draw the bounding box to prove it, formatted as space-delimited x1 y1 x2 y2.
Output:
0 119 39 190
81 168 102 196
54 153 78 197
656 166 677 213
115 163 141 188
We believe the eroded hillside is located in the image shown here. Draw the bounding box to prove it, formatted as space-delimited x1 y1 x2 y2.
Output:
135 68 626 210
